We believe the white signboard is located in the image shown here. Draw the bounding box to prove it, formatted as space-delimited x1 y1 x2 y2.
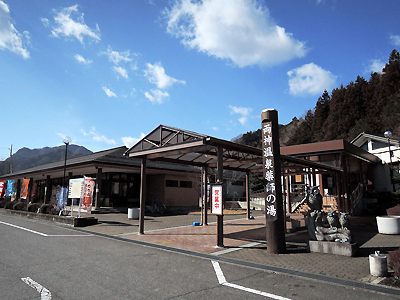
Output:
211 185 223 215
68 178 84 198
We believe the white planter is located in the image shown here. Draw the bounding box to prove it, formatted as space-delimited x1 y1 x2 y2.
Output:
376 216 400 234
128 208 139 219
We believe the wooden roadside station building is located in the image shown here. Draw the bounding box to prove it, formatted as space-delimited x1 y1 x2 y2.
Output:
0 113 379 252
125 115 362 253
0 146 201 210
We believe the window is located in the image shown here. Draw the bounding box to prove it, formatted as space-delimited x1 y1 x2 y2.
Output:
180 181 192 188
231 181 244 186
111 182 120 195
372 141 389 150
166 180 179 187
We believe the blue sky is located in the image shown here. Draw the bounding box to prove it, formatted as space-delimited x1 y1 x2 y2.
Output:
1 0 399 158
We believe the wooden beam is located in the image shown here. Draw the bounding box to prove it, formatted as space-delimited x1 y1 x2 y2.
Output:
139 157 147 234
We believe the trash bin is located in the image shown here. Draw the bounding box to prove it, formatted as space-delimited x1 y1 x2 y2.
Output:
128 208 139 219
369 251 388 277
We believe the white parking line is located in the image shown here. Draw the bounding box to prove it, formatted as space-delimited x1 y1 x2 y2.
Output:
21 277 52 300
211 261 292 300
0 220 47 236
212 241 264 256
0 220 92 237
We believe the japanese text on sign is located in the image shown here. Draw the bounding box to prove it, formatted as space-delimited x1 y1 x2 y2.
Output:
211 185 223 215
262 122 277 219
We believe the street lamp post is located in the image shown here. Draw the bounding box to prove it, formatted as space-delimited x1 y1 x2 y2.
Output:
384 131 395 192
62 136 71 188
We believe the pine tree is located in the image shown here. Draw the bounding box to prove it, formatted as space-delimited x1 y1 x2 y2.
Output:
312 90 330 141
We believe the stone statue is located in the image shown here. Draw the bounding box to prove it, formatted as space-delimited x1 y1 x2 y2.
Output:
306 185 352 243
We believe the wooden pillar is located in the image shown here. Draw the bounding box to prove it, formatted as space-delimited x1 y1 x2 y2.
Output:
246 172 251 219
341 153 349 213
312 168 316 187
200 167 204 225
318 174 323 196
16 179 21 200
139 157 147 234
261 109 286 254
336 172 342 212
216 146 224 247
286 174 291 214
45 175 51 204
95 168 103 209
203 166 208 226
28 178 33 202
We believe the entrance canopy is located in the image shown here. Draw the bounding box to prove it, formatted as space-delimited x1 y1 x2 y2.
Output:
124 124 346 238
124 125 342 174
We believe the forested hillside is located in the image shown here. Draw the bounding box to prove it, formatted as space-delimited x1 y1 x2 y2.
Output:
287 49 400 145
235 49 400 148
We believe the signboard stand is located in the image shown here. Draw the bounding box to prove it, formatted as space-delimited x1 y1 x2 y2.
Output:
261 109 286 254
211 183 224 247
68 177 95 219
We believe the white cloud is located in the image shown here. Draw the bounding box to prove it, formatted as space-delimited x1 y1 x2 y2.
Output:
229 105 253 125
368 59 385 74
93 135 116 145
164 0 307 67
51 5 100 44
122 133 146 148
144 89 169 104
74 54 92 65
81 127 116 145
41 18 49 27
113 66 129 79
287 63 337 96
144 62 186 89
389 34 400 46
102 86 117 97
131 61 139 71
101 45 133 65
0 0 30 58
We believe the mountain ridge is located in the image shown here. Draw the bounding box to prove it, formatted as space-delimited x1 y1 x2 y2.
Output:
0 145 92 175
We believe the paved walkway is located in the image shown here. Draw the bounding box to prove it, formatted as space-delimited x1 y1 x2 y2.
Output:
76 209 400 288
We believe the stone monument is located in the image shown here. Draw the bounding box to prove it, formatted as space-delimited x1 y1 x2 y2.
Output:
306 185 358 256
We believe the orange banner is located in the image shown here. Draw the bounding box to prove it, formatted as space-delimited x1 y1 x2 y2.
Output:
21 179 30 200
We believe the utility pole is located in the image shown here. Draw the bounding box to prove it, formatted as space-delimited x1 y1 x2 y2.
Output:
9 144 13 174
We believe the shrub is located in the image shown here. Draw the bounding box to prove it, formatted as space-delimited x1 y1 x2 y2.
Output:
12 202 27 211
0 199 7 208
389 247 400 278
40 204 57 215
4 201 14 209
27 203 41 212
387 205 400 216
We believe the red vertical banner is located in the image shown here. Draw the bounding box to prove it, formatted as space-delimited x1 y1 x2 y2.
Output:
31 182 37 198
21 179 30 200
0 181 5 197
82 177 95 212
211 184 223 215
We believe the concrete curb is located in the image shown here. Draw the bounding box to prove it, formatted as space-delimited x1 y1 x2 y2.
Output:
0 208 97 227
